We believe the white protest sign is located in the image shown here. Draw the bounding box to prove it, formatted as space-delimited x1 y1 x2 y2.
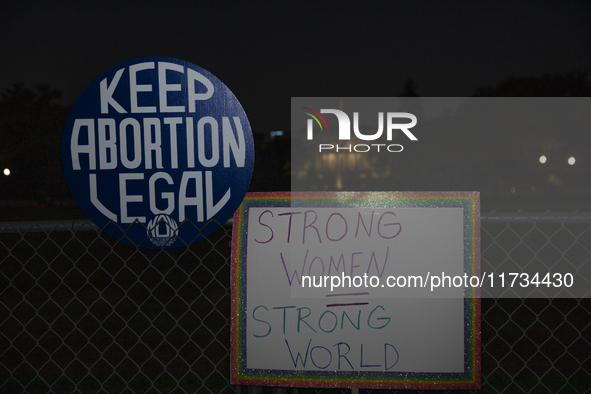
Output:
231 192 480 390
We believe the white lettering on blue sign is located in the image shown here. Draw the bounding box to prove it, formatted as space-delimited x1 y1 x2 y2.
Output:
63 57 254 248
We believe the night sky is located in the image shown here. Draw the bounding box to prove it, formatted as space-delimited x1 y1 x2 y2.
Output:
1 0 590 132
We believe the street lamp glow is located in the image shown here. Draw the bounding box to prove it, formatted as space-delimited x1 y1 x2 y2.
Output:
539 155 547 164
568 157 575 165
3 168 9 176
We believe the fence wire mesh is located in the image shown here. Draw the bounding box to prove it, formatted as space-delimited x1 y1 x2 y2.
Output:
1 212 590 393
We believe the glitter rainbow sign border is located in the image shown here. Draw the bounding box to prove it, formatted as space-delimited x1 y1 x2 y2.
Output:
230 191 480 389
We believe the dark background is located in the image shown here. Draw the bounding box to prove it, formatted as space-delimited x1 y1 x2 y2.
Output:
1 3 590 393
1 0 591 219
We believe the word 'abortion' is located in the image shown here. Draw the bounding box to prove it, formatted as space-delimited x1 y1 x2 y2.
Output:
69 116 245 171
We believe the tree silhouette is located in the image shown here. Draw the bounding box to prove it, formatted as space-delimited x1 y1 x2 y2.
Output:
400 78 419 97
474 71 591 97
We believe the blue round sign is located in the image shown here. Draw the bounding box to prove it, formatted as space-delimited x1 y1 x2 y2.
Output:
62 57 254 248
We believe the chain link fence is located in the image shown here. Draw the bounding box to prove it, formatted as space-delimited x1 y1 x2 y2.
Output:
1 212 590 393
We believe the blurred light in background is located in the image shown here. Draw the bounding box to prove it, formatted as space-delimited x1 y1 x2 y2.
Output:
539 155 547 164
3 168 9 176
568 156 576 165
270 130 283 140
